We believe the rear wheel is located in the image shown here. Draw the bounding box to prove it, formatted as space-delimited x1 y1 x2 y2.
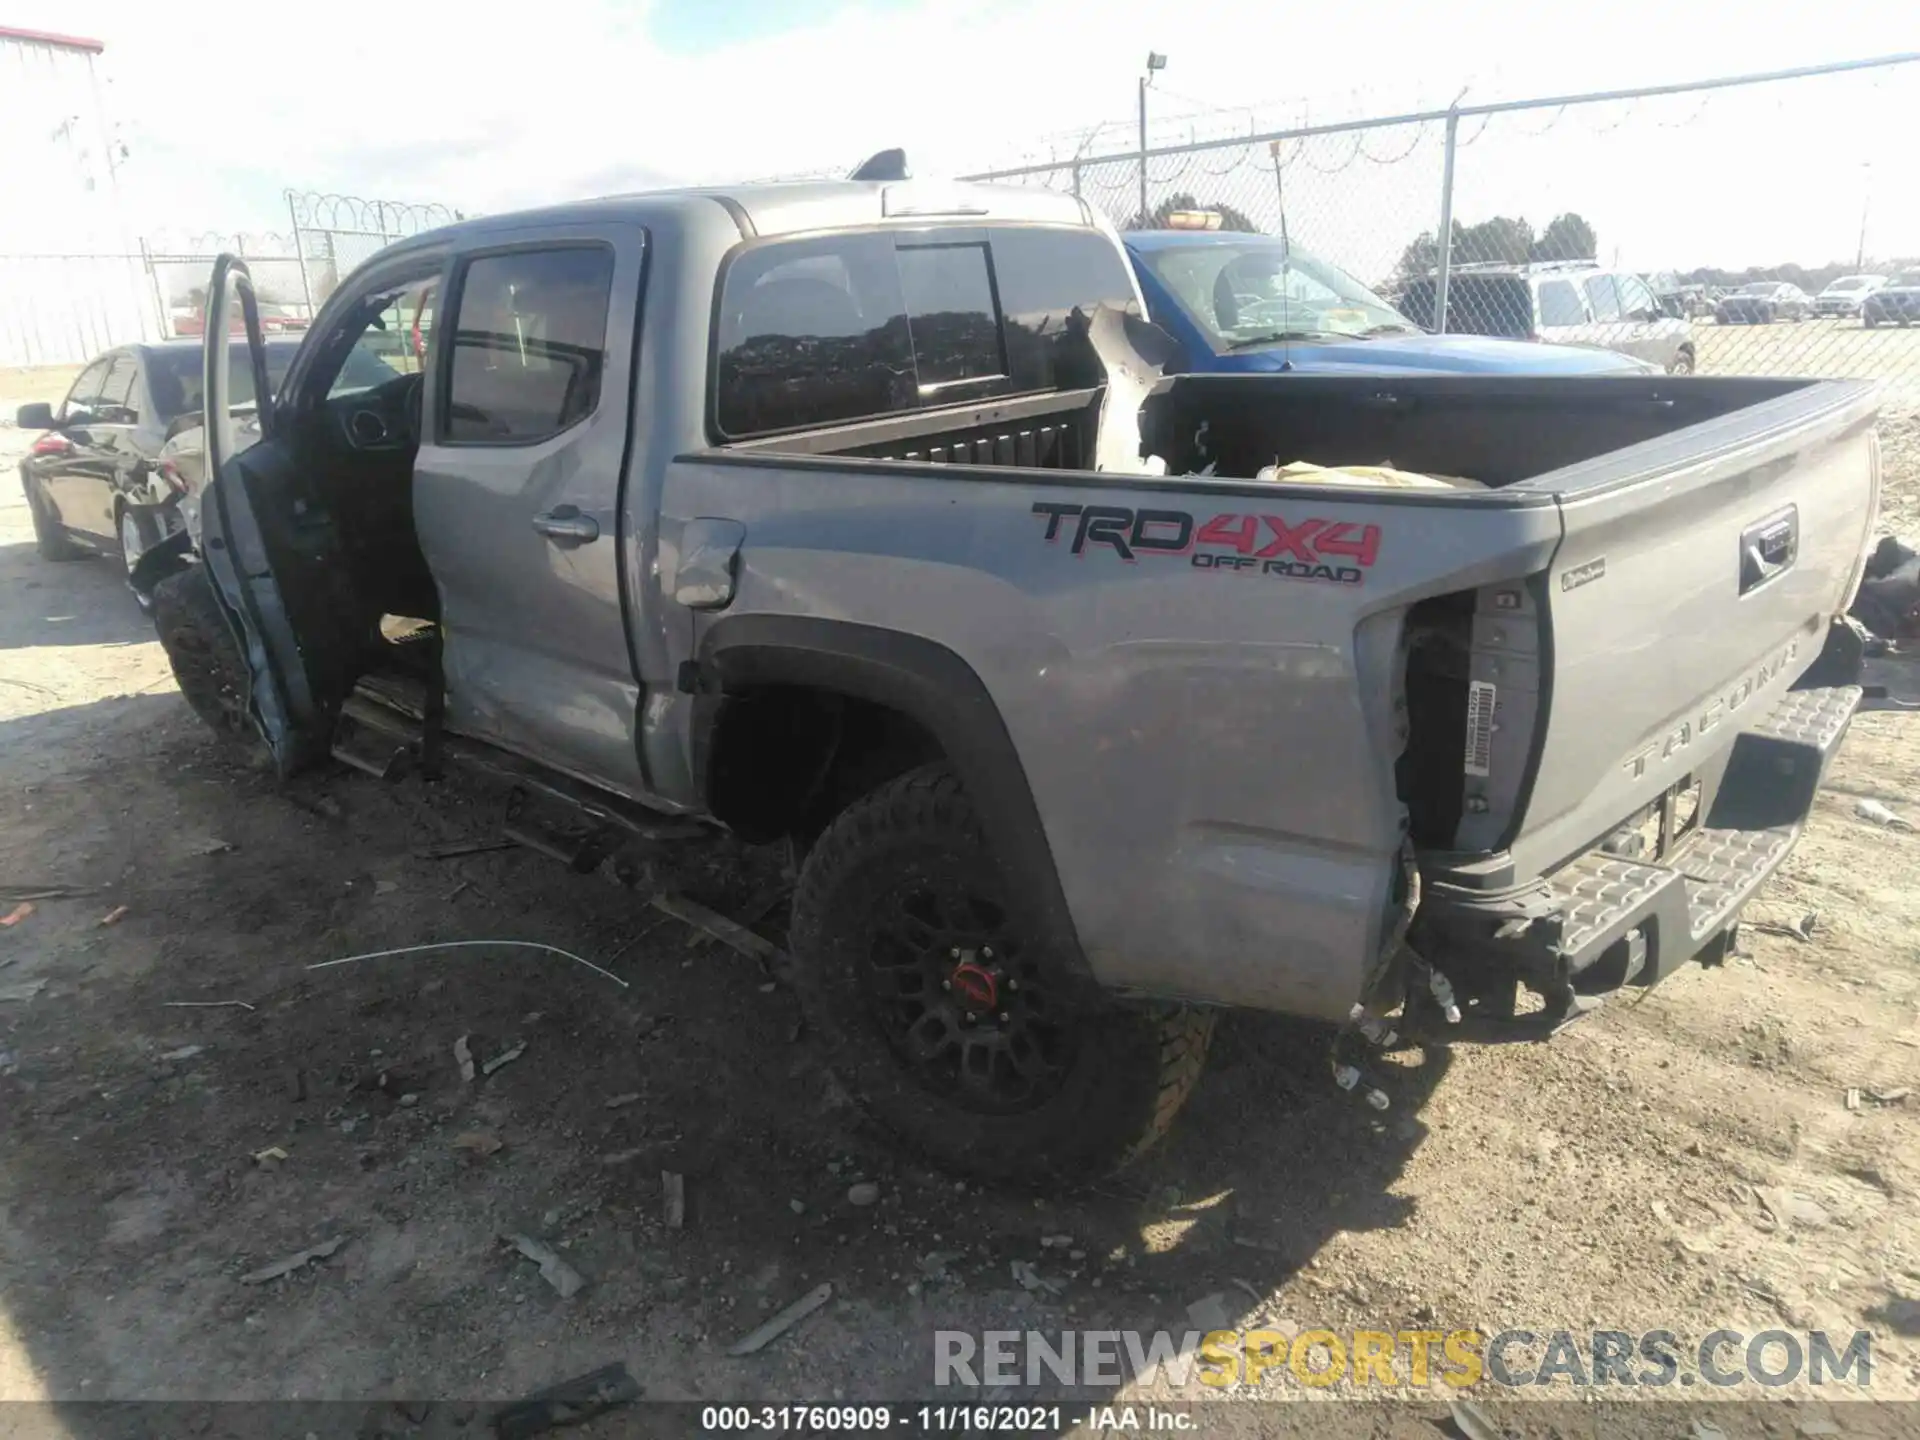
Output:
22 472 82 561
789 762 1214 1184
151 566 253 744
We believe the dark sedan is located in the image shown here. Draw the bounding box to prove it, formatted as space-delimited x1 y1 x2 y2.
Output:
14 339 386 608
1714 281 1813 325
1863 272 1920 328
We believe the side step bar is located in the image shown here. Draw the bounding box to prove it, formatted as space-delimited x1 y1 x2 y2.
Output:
335 689 711 846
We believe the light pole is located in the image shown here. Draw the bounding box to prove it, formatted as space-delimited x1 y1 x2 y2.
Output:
1856 162 1872 272
1139 52 1166 228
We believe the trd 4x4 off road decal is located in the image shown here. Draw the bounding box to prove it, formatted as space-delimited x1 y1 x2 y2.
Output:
1030 502 1380 585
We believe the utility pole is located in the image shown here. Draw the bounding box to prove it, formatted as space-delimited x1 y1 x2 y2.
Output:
1856 163 1872 271
1139 52 1166 228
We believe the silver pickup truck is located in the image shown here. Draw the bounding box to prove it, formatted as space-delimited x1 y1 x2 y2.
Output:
142 174 1881 1184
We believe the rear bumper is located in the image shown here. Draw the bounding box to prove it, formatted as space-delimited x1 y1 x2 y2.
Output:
1410 684 1859 1039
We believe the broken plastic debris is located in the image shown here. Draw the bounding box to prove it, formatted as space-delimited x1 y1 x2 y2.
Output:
239 1235 345 1284
160 1045 205 1062
1854 797 1913 830
493 1362 641 1440
1010 1259 1062 1296
1428 967 1463 1024
0 979 48 1003
0 902 35 928
604 1092 642 1109
726 1283 834 1356
96 904 130 927
507 1233 586 1298
1333 1064 1363 1091
453 1131 503 1157
482 1039 526 1076
251 1146 290 1168
454 1035 476 1083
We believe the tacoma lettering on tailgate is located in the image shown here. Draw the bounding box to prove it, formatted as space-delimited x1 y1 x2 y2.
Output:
1619 640 1799 780
1030 503 1381 585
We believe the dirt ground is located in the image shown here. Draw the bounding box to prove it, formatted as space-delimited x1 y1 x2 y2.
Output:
2 365 1920 1435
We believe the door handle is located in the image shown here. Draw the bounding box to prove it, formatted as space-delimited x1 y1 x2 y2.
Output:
531 505 600 544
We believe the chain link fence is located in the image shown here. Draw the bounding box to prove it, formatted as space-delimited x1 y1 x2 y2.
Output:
964 55 1920 409
0 189 459 367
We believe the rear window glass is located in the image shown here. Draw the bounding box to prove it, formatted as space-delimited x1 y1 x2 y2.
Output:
146 341 304 420
713 227 1135 440
897 243 1005 390
1395 274 1533 338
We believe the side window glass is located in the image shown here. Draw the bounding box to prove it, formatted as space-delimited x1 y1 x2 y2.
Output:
896 243 1005 391
445 248 615 444
1617 276 1655 317
714 233 912 439
1536 280 1586 329
989 228 1139 392
62 360 111 422
99 356 139 423
1583 275 1622 323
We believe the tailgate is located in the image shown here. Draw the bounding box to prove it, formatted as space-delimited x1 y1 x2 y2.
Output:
1503 379 1879 879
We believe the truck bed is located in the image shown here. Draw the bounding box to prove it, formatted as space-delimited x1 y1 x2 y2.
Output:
687 372 1880 1021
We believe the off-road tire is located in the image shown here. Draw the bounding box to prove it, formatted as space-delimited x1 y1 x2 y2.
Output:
22 473 82 561
152 566 253 744
789 762 1214 1184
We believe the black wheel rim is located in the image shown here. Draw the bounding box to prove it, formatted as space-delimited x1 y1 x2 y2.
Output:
862 871 1074 1114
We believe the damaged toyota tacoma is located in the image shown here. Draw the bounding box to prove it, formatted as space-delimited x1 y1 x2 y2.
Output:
142 169 1882 1183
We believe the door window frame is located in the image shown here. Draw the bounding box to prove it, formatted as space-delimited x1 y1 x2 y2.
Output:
434 239 621 450
1582 274 1623 323
98 353 140 423
61 358 112 423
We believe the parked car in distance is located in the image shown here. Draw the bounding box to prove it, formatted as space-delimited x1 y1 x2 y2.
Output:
1395 262 1695 373
1814 274 1886 317
172 299 310 337
14 338 389 607
1125 233 1655 377
1863 271 1920 328
1715 281 1813 324
1644 272 1710 318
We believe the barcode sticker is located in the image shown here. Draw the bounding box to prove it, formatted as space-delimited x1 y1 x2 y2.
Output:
1464 680 1497 778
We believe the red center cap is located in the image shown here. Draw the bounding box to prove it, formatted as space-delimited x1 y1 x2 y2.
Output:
949 960 998 1013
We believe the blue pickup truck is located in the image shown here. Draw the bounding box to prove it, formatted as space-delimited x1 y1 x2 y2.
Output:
1124 227 1651 376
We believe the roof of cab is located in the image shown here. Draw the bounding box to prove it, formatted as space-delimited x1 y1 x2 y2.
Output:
395 179 1097 252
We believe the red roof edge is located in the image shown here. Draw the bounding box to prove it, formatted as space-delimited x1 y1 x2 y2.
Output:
0 25 105 54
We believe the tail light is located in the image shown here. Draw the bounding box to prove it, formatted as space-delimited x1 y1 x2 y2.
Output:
157 458 188 497
30 433 71 457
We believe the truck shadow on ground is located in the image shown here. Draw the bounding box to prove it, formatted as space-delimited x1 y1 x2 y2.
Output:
0 539 154 653
0 692 1451 1436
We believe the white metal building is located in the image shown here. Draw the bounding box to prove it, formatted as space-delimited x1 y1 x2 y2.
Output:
0 25 155 366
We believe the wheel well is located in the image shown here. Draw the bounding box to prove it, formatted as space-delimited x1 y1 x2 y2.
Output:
705 685 945 844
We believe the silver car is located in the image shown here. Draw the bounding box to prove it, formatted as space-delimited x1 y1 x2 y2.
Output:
1405 262 1697 373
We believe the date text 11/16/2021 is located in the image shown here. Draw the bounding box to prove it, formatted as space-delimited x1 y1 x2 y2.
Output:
700 1404 1197 1432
